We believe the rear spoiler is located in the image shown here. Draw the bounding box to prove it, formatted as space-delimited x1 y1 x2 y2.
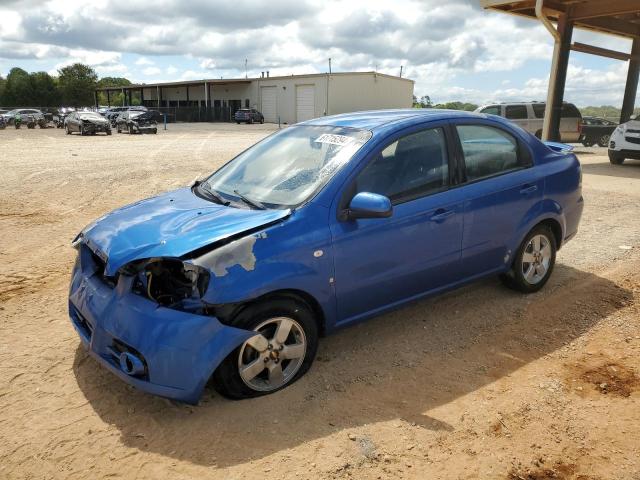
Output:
543 141 574 153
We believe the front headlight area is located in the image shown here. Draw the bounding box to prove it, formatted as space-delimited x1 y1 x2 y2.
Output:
122 259 211 313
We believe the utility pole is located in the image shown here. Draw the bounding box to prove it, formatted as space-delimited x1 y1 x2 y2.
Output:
328 58 332 74
245 59 248 79
399 65 403 78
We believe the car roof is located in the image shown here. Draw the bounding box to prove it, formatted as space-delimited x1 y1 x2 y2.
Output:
300 109 488 131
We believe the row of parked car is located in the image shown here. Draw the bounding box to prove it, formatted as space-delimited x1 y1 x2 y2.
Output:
0 106 160 135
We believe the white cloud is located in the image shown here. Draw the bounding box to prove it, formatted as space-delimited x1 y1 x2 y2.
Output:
1 0 638 107
135 56 154 65
142 66 161 75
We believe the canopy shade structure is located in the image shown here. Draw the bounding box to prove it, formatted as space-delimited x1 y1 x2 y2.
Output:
481 0 640 140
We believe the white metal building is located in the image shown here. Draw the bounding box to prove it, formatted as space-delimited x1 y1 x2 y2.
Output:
96 72 415 124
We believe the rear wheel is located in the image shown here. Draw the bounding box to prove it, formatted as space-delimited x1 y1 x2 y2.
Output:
598 134 611 148
608 151 625 165
582 140 595 147
213 298 318 399
106 129 112 136
500 225 556 293
65 125 71 135
128 125 133 134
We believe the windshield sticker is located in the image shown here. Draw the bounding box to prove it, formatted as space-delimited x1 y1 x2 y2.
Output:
314 134 354 146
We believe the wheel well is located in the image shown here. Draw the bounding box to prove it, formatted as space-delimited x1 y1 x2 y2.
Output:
537 218 563 250
245 289 327 336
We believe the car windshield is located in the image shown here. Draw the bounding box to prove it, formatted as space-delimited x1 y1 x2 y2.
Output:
80 112 103 119
130 111 145 118
202 125 372 208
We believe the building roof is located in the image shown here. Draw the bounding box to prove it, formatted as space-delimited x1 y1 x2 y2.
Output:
481 0 640 39
96 71 413 92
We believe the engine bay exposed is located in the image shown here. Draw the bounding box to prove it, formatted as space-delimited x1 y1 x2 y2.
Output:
131 259 210 309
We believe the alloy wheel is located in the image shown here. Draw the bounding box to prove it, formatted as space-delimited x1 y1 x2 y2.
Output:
237 316 307 392
521 234 552 285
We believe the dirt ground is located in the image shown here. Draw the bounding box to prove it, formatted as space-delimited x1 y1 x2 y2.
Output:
1 123 639 480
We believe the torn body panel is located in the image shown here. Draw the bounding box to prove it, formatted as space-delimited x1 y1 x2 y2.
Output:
69 245 255 404
79 187 290 276
190 204 337 330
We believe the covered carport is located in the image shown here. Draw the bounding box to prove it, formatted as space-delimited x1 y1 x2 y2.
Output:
481 0 640 141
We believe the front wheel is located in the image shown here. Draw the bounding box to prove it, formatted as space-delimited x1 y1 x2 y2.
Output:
500 225 556 293
582 140 595 147
608 151 625 165
106 129 112 136
598 134 611 148
213 298 318 399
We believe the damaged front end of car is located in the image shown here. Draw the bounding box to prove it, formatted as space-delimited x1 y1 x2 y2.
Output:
68 188 298 403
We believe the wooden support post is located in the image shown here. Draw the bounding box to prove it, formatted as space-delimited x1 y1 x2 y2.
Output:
621 37 640 123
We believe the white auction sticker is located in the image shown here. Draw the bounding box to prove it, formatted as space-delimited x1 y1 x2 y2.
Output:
314 134 353 146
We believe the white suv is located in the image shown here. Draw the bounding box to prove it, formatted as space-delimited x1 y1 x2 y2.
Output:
608 120 640 165
475 102 582 143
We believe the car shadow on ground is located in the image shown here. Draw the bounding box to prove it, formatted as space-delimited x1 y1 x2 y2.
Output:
73 263 632 468
581 159 640 179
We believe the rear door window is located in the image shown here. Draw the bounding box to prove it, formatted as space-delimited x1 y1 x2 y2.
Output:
505 105 528 120
456 124 527 182
532 104 546 118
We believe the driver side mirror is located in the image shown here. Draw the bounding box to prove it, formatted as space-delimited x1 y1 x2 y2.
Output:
344 192 393 220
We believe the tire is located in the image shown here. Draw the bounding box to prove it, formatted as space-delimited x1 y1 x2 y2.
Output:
597 134 611 148
79 125 84 136
249 118 253 124
535 130 542 140
260 118 264 124
117 125 121 133
236 121 240 124
128 125 133 135
500 225 557 294
582 140 595 147
65 125 71 135
106 129 112 136
213 297 319 399
152 128 157 134
608 151 625 165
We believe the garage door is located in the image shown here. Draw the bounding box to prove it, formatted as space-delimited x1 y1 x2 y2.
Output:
261 86 277 123
296 85 315 123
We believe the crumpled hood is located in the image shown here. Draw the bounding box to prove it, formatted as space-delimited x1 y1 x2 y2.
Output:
80 187 290 276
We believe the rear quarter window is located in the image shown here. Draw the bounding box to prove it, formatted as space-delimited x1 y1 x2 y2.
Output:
561 104 582 119
505 105 528 120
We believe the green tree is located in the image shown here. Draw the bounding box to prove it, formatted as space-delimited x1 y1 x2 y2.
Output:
3 67 33 106
412 95 433 108
433 101 478 111
0 75 6 106
30 71 60 107
58 63 98 107
97 76 131 106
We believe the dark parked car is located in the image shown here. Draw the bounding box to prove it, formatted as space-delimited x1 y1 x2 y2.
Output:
235 108 264 124
53 107 76 128
580 116 618 147
105 106 147 127
69 109 584 403
65 111 112 135
115 110 158 134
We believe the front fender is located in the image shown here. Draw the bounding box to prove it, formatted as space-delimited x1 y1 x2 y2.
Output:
190 205 337 329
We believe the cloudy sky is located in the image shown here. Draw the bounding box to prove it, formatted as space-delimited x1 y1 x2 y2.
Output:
0 0 635 106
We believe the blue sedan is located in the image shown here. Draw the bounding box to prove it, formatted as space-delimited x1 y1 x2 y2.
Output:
68 109 583 403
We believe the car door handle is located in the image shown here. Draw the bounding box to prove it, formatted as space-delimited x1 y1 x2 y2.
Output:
430 209 455 223
520 184 538 195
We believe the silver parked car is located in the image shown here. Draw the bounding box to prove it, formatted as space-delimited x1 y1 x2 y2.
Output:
475 102 583 143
